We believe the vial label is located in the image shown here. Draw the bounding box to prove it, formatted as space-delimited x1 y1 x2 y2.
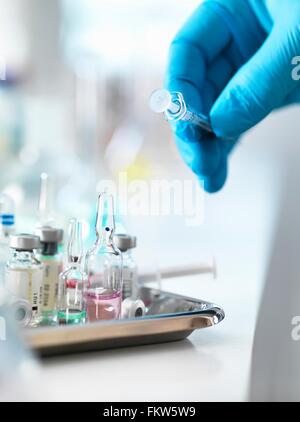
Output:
122 267 138 299
5 268 43 320
41 259 62 312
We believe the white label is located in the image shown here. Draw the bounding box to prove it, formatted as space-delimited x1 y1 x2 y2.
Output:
122 266 138 299
5 268 43 319
41 259 62 311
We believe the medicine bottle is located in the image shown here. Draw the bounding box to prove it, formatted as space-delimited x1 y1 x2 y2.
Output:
114 234 137 299
35 227 63 325
5 234 43 327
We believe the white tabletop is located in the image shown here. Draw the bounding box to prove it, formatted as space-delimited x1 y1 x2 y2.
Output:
37 274 259 402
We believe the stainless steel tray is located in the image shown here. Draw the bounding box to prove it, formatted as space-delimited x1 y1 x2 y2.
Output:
25 287 225 357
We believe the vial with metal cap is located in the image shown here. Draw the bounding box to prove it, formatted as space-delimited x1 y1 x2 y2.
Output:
57 219 86 325
114 234 137 300
5 234 43 327
121 297 146 319
85 192 123 322
35 227 63 325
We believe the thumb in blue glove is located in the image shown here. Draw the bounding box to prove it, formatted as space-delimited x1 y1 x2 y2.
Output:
166 0 300 193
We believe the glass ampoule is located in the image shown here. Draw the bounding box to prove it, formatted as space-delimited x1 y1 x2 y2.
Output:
85 192 123 322
36 173 55 228
57 219 86 325
36 173 64 253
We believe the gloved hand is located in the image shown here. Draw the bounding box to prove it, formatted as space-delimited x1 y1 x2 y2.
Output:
166 0 300 192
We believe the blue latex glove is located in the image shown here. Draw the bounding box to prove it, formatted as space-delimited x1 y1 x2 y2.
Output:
166 0 300 192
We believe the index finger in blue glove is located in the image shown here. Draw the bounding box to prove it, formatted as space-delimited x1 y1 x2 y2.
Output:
166 3 232 113
165 3 233 181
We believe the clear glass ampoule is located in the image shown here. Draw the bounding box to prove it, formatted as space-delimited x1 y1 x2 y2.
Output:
36 173 55 228
85 192 123 322
57 219 86 325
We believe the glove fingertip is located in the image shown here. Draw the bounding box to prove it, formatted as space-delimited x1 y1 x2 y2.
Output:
201 171 227 193
210 97 243 139
199 148 228 193
175 132 222 178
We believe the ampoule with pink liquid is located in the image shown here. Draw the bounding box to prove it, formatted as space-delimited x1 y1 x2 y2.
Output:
84 192 123 322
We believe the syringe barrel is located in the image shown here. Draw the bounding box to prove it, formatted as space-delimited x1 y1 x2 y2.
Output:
166 92 214 133
150 88 215 135
180 109 213 133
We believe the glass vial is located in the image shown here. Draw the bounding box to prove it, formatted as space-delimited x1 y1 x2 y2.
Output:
5 234 43 328
35 227 63 325
57 219 86 325
85 192 122 322
114 234 137 299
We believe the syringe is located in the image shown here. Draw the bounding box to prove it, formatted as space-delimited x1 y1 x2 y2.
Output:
138 258 217 284
149 88 214 134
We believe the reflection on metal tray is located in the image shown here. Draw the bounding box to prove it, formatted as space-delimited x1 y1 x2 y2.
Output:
25 287 225 357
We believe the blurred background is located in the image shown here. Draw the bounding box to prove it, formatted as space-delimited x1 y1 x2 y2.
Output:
0 0 233 274
0 0 209 256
